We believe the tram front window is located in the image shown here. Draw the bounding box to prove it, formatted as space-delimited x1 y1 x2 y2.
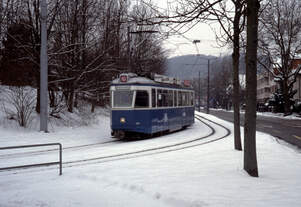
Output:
135 90 149 108
113 91 134 107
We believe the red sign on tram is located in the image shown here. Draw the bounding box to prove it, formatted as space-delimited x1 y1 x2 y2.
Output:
120 75 128 82
183 80 191 87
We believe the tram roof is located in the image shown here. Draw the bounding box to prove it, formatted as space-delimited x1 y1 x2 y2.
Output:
111 73 193 90
112 76 155 84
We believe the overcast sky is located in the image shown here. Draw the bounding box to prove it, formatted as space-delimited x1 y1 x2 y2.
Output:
161 23 231 57
152 0 232 57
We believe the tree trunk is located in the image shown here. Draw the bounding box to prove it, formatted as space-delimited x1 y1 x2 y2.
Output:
91 101 95 113
49 88 56 108
232 1 243 151
67 87 74 113
233 51 242 151
36 77 40 113
74 92 78 108
65 82 74 113
244 0 260 177
283 78 291 115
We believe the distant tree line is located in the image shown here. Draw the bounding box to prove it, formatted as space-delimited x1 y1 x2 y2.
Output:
0 0 167 113
191 55 245 111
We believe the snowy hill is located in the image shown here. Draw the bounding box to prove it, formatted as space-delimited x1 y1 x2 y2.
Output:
165 54 216 80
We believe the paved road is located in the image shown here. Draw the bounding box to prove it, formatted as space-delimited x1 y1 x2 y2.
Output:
204 109 301 148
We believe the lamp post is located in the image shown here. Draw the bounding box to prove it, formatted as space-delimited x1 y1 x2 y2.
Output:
207 59 210 114
193 40 210 114
198 70 201 112
40 0 48 132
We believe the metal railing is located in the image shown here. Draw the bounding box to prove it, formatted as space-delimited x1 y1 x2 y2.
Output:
0 143 62 175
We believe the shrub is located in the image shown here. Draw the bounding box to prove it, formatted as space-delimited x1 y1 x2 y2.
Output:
2 86 35 127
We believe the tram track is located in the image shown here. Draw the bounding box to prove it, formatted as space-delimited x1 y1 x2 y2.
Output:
0 140 119 159
0 113 231 176
63 114 231 167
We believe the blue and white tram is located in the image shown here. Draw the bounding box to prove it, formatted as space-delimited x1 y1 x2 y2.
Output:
110 73 195 138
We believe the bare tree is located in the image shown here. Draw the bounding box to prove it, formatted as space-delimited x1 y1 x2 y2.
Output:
0 0 61 112
1 0 168 116
47 0 167 112
0 0 3 50
207 0 246 151
2 86 35 127
152 0 246 151
210 56 233 109
244 0 260 177
258 0 301 115
129 1 166 75
138 0 244 151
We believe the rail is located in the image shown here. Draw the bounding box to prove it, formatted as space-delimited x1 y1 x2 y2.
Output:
0 143 62 175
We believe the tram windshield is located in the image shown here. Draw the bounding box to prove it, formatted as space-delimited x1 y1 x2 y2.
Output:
113 90 134 107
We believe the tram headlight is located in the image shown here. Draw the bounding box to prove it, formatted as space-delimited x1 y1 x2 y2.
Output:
120 117 126 123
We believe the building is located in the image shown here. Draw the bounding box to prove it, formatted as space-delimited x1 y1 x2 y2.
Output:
292 59 301 101
257 59 301 106
257 71 277 104
293 72 301 101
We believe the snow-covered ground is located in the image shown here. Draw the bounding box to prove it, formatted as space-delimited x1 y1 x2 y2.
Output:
0 109 301 207
210 107 301 120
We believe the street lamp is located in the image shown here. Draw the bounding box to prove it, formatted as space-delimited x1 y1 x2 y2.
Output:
193 40 210 114
193 40 200 44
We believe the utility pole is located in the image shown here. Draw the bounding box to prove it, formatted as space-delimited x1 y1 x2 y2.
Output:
129 30 159 74
127 25 131 71
198 71 201 112
207 59 210 114
193 39 210 114
193 40 201 112
40 0 48 132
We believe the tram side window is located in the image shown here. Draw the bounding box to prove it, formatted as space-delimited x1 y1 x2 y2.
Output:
185 92 189 106
186 92 189 106
135 90 149 108
174 91 177 107
191 92 194 106
157 89 163 107
174 91 193 107
182 92 186 106
186 92 190 106
167 90 173 106
178 91 182 106
180 91 189 106
157 89 170 107
152 89 156 107
183 92 186 106
162 90 168 107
